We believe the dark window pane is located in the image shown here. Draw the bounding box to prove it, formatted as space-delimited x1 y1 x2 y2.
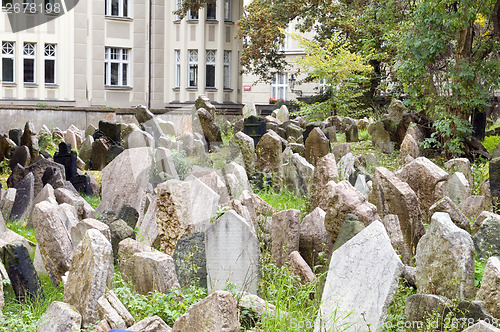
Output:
207 0 216 19
45 59 55 83
111 0 118 16
104 62 108 84
110 62 119 85
2 0 13 7
189 65 197 87
189 8 198 20
206 64 215 87
24 59 34 83
122 63 128 86
123 0 127 16
2 58 14 82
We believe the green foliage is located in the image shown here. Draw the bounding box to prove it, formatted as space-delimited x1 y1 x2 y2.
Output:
475 256 488 287
82 195 101 210
471 157 489 195
172 150 192 180
7 222 36 244
384 281 416 330
254 188 307 215
482 135 500 154
0 159 11 176
292 32 373 121
37 132 58 157
113 272 207 327
422 116 473 157
0 276 63 331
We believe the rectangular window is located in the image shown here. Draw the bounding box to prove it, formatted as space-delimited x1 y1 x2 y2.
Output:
23 43 36 84
206 50 216 88
44 44 56 84
104 47 130 86
189 7 198 20
188 50 198 87
23 0 36 12
105 0 128 17
2 41 14 83
272 73 287 100
206 0 216 20
223 50 230 89
44 0 57 13
175 50 181 88
175 0 181 20
224 0 231 21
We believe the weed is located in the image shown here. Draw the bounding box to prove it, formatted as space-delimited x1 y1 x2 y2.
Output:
7 221 36 244
82 195 101 210
254 188 307 216
475 256 488 288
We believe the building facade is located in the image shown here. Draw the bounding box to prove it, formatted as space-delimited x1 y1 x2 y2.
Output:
0 0 243 110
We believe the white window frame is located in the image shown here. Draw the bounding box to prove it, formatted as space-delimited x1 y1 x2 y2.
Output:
189 7 198 20
224 0 231 21
272 73 287 100
23 0 36 13
105 0 128 18
44 44 56 84
188 50 198 88
2 41 15 84
23 42 36 84
205 50 216 88
175 50 181 88
175 0 181 20
105 47 130 87
223 50 231 89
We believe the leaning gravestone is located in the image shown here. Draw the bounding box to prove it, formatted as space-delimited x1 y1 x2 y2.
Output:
0 241 44 302
8 129 22 147
36 301 82 332
98 120 121 145
299 207 332 269
271 209 300 267
305 127 330 166
314 221 403 332
10 172 35 221
205 210 260 294
54 142 92 195
242 116 267 146
416 212 475 300
473 215 500 259
9 145 30 170
173 232 207 289
63 229 113 328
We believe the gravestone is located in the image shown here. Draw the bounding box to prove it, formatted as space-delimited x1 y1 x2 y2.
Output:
489 158 500 212
472 109 486 141
205 210 260 294
242 116 267 146
117 205 139 230
299 207 332 269
9 128 22 146
9 146 30 170
173 232 207 289
314 221 402 332
98 120 121 145
303 122 323 143
271 209 300 267
20 121 39 159
10 172 35 221
0 241 44 302
54 142 92 195
305 127 330 166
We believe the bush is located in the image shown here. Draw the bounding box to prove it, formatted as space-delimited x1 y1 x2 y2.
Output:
482 135 500 154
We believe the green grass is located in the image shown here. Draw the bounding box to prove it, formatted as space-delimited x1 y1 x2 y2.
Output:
0 276 63 331
255 188 308 215
482 135 500 154
6 222 36 244
82 195 101 210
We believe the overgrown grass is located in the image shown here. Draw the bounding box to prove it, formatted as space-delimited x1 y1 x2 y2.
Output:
0 276 63 331
113 271 207 327
383 281 416 331
255 188 307 215
6 221 36 244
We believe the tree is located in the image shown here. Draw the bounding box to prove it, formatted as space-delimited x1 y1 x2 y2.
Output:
397 0 500 155
291 32 373 120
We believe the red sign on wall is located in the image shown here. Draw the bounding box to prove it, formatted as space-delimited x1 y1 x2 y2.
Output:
244 86 252 91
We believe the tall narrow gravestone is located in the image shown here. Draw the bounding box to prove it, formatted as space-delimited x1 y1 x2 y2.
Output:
53 142 92 195
205 210 260 294
242 116 267 147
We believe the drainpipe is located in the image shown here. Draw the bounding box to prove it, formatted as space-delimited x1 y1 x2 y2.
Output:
148 0 152 109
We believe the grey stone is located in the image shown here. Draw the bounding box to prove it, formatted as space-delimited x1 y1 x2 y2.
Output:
283 153 314 195
8 159 66 197
463 321 500 332
158 120 176 137
129 315 172 332
242 103 257 118
370 121 394 154
256 130 283 180
206 210 260 294
124 130 155 149
429 196 471 231
90 139 109 171
0 188 16 221
387 99 406 122
476 257 500 318
345 123 358 142
275 105 289 123
97 295 126 329
109 219 135 259
314 221 403 332
354 174 369 198
305 127 329 166
310 153 338 210
382 215 412 264
173 232 207 289
135 195 159 247
399 133 422 161
405 294 451 325
460 195 487 220
36 301 82 332
10 172 35 221
20 121 39 159
289 251 315 284
117 204 140 230
71 218 111 249
9 145 31 170
299 207 332 269
172 291 239 332
32 201 73 286
63 229 113 328
331 143 350 162
473 211 500 234
448 172 471 204
196 108 222 149
117 238 154 282
473 216 500 258
229 131 255 175
416 212 475 300
332 214 365 251
54 187 94 220
78 136 94 167
135 105 155 124
98 147 153 216
0 135 15 162
156 147 179 181
455 300 494 323
271 209 300 267
324 180 380 243
444 158 473 186
337 152 358 182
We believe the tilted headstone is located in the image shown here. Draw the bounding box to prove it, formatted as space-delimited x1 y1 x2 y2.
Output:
10 172 35 221
242 116 267 147
54 142 92 195
271 209 300 267
314 221 403 332
98 120 121 145
173 232 207 289
205 210 260 294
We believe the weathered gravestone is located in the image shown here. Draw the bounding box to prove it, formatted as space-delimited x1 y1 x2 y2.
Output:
242 116 267 147
205 210 260 294
98 120 121 145
9 145 30 170
271 209 300 267
299 207 333 269
36 301 82 332
0 241 44 302
63 229 113 328
173 232 207 289
305 127 330 166
10 172 35 221
8 129 22 147
314 221 403 332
